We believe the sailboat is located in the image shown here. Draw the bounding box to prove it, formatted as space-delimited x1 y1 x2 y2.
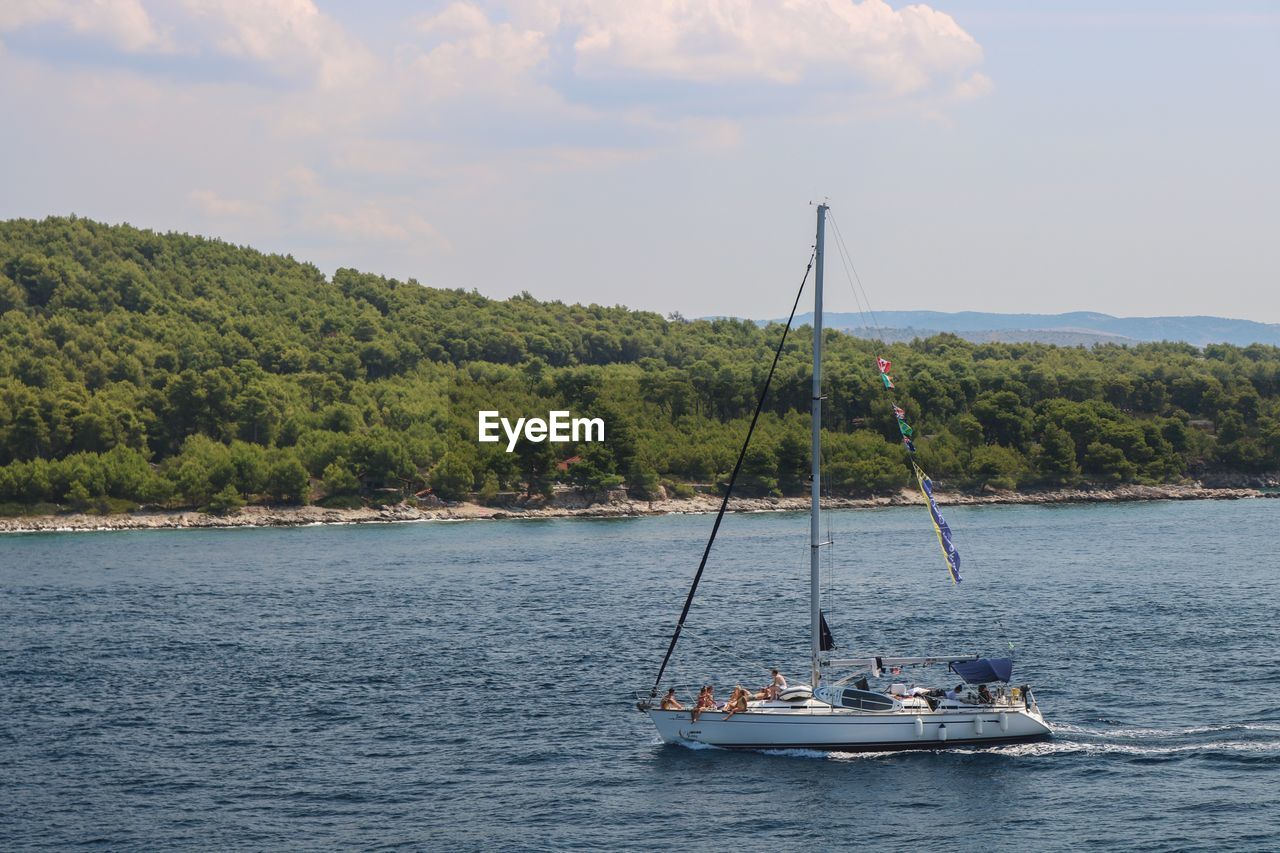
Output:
638 204 1051 751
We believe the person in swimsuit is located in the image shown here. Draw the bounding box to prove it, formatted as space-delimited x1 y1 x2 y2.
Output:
691 686 716 721
722 686 749 720
660 688 684 710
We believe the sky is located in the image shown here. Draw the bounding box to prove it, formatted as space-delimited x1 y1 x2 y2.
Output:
1 1 1277 322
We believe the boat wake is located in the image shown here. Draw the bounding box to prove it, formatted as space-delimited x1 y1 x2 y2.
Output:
663 738 723 751
758 748 839 760
974 738 1280 759
973 720 1280 760
1052 721 1280 738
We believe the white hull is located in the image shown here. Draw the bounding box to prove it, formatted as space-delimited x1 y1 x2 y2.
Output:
647 705 1050 752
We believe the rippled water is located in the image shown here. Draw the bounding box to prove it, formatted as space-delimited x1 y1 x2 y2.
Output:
2 500 1278 850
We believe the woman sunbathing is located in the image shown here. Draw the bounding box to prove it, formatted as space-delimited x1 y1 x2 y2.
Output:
722 686 750 720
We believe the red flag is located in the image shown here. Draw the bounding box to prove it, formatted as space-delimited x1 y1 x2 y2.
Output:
876 356 892 374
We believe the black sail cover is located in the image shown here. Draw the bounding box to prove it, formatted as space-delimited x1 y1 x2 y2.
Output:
819 611 836 652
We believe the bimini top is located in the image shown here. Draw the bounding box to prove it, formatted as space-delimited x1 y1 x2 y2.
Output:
949 658 1013 684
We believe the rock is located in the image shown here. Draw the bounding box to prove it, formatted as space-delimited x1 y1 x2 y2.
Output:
0 483 1270 535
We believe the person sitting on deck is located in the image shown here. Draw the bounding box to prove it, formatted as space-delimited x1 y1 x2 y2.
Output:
660 688 684 711
722 686 750 720
945 683 966 702
755 668 787 701
977 684 993 705
691 686 716 721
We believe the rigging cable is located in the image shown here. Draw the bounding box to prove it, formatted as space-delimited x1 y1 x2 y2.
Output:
677 624 778 678
819 396 836 642
828 211 886 342
830 211 945 576
649 249 816 698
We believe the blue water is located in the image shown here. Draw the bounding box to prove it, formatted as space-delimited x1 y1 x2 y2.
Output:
2 500 1278 850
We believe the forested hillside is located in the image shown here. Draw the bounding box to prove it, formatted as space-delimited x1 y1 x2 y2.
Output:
1 216 1277 514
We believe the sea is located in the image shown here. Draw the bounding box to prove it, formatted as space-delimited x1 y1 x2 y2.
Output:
2 499 1278 851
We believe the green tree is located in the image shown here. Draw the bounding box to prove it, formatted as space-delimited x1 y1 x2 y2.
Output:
322 457 361 496
265 453 310 504
430 453 474 501
1082 441 1137 483
568 444 623 492
965 444 1028 491
66 479 92 508
10 405 49 461
6 253 66 307
775 430 809 495
229 442 268 495
166 435 235 506
972 390 1033 448
626 460 661 500
0 271 25 312
356 432 415 490
236 384 281 445
516 439 557 497
477 471 501 504
738 446 779 497
1033 423 1080 485
205 483 245 515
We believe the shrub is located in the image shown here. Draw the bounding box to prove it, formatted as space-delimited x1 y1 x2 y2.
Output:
322 457 361 496
265 454 310 504
204 484 245 515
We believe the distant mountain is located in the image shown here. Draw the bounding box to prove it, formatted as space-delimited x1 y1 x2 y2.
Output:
817 326 1140 348
772 311 1280 348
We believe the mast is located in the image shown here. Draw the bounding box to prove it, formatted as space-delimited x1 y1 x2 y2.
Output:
810 203 827 690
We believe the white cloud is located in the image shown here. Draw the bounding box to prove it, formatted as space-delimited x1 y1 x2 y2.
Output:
412 2 548 99
395 1 987 108
188 188 270 221
309 206 449 249
189 165 448 254
0 0 373 88
521 0 985 96
0 0 169 52
2 2 990 141
952 70 993 100
0 1 992 296
178 0 374 88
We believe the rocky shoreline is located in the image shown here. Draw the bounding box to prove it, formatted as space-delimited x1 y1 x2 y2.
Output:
0 483 1273 534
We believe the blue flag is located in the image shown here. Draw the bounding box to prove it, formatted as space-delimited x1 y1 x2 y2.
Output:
915 465 962 584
